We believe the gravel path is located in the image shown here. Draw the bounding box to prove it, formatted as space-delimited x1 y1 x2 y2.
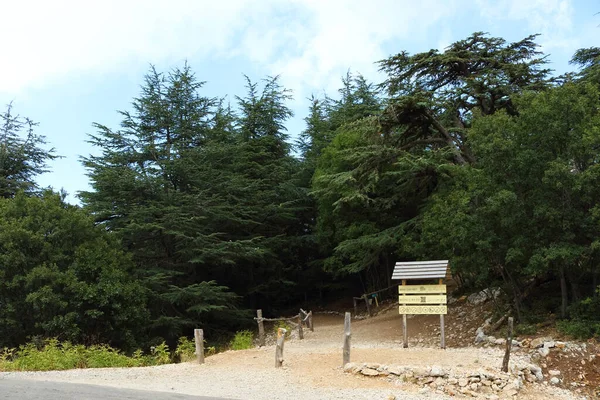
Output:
0 312 583 400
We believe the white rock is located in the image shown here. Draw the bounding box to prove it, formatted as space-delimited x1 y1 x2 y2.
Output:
495 338 506 346
544 341 556 349
530 337 552 348
548 370 561 376
529 365 543 381
388 366 405 376
361 368 379 376
418 388 430 394
475 327 487 344
429 365 446 377
538 347 550 357
550 377 560 385
343 362 359 373
487 336 497 344
468 291 489 305
459 378 469 387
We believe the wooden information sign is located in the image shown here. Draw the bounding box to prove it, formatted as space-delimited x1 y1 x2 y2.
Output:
392 260 449 349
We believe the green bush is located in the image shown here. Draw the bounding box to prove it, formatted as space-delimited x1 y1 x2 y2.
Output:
514 323 537 336
230 330 254 350
0 339 173 371
175 337 197 362
556 320 600 340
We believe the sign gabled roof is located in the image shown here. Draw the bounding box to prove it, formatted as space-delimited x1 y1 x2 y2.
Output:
391 260 449 280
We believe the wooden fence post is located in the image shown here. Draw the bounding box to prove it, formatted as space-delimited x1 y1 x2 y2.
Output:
298 313 304 339
343 311 351 366
439 278 446 349
364 295 372 317
275 328 286 368
308 311 314 332
257 309 265 347
440 314 446 349
353 297 358 317
194 329 204 364
502 317 514 372
402 279 408 348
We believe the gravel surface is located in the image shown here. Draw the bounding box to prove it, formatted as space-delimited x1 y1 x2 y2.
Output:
0 312 585 400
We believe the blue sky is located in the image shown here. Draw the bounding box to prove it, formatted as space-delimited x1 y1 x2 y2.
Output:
1 0 598 203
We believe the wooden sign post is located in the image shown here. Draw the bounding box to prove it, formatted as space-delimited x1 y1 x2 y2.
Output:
393 260 449 349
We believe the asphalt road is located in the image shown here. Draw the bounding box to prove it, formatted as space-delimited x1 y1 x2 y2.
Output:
0 379 232 400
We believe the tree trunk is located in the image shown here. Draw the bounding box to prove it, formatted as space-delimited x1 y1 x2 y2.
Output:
560 265 568 318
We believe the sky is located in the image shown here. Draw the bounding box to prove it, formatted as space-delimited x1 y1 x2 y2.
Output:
0 0 598 203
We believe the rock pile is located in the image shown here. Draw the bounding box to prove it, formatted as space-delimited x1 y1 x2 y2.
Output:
343 362 546 397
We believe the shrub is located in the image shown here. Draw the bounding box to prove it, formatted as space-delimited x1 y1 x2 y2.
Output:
556 320 600 340
0 339 172 371
230 330 254 350
514 323 537 336
175 337 197 362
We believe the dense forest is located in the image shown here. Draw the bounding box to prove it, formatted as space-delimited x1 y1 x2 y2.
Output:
1 32 600 350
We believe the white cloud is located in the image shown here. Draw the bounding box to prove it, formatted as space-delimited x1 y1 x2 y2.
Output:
0 0 262 94
0 0 589 101
475 0 576 51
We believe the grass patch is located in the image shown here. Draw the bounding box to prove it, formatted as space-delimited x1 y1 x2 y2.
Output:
229 330 254 350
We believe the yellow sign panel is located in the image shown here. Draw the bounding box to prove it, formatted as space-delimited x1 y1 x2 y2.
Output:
399 295 447 304
398 284 446 294
398 305 447 315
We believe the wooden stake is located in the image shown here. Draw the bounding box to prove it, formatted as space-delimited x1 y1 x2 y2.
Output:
502 317 514 372
298 313 304 339
439 278 445 349
343 311 351 366
194 329 204 364
440 314 446 349
308 311 314 332
275 328 286 368
402 280 408 348
353 298 358 318
364 295 372 317
257 309 265 347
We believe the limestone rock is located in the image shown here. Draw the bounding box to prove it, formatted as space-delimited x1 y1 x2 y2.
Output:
361 368 379 376
429 365 446 377
365 362 380 369
459 378 469 387
548 370 561 376
550 377 560 385
387 365 405 376
343 362 360 373
495 338 506 346
538 347 550 357
529 365 543 381
475 327 487 344
530 337 551 348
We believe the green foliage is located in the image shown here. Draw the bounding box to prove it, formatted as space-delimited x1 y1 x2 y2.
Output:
174 337 196 362
514 324 537 336
556 320 600 340
0 191 146 350
0 103 59 198
229 330 254 350
0 339 173 371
